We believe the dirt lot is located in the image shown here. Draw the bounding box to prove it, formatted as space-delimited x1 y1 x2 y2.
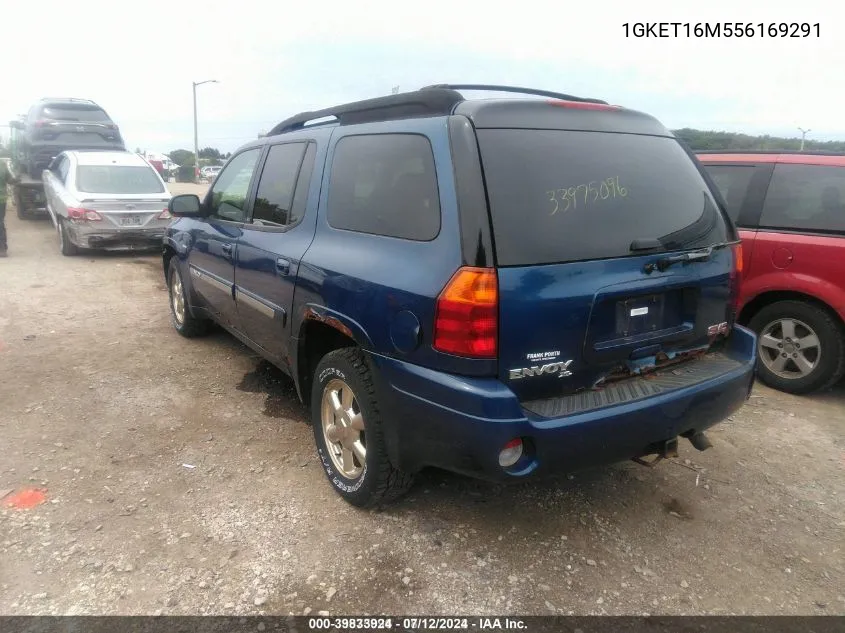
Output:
1 184 843 616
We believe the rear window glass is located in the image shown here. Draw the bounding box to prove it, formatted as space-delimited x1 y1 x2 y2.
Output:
41 104 110 123
76 165 165 194
477 130 729 266
760 164 845 233
701 164 757 224
327 134 440 241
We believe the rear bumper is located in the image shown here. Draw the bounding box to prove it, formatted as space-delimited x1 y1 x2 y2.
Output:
369 325 757 480
68 223 165 250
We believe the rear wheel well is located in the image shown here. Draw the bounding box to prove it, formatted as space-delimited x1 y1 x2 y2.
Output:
739 291 844 330
297 320 357 406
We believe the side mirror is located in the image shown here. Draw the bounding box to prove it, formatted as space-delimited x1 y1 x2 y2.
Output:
169 194 203 217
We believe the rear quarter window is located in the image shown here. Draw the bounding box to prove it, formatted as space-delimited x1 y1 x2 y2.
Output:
477 129 729 266
327 134 441 241
701 164 757 224
760 163 845 233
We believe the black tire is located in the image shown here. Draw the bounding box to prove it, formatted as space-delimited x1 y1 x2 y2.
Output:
57 218 79 256
167 258 211 337
311 347 414 508
748 300 845 394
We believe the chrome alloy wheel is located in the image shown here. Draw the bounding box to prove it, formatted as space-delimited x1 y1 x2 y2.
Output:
320 378 366 478
171 271 186 325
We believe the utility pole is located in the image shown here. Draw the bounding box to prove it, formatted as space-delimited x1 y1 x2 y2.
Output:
193 79 219 180
798 127 811 151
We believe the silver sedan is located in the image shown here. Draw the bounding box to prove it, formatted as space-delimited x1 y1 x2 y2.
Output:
42 150 173 255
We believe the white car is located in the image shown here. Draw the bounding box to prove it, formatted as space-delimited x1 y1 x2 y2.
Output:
201 165 222 179
42 150 172 255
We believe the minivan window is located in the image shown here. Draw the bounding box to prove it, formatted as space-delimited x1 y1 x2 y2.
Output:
477 130 730 266
252 143 306 226
702 164 757 224
328 134 440 241
759 164 845 233
208 148 261 222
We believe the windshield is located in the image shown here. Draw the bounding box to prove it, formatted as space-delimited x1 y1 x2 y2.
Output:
76 165 165 194
477 129 730 266
41 104 110 123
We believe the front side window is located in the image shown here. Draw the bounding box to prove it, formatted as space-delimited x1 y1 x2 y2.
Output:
251 143 306 226
327 134 440 241
702 164 757 224
208 149 261 222
760 164 845 233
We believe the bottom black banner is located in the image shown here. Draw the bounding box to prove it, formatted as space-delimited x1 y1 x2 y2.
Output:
0 616 841 633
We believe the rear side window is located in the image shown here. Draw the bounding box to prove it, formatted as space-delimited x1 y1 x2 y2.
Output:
40 104 110 123
760 164 845 233
477 130 730 266
327 134 440 241
252 142 306 226
702 164 757 223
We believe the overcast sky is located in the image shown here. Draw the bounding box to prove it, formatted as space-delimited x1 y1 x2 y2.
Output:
3 0 841 155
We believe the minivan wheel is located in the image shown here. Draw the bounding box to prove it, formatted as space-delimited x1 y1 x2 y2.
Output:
167 258 210 337
57 219 78 256
748 300 845 394
311 348 413 508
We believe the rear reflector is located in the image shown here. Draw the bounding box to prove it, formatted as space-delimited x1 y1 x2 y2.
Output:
498 438 524 468
547 100 621 111
433 267 498 358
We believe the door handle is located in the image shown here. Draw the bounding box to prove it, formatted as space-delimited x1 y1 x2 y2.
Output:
275 258 291 276
221 242 233 259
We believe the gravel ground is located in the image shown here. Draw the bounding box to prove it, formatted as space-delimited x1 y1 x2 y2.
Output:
1 184 843 616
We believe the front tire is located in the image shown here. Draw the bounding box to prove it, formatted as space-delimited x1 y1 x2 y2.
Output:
311 348 413 508
57 219 78 256
748 300 845 394
167 258 210 337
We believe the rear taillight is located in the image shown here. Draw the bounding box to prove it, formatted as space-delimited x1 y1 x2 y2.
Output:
67 207 102 222
547 100 621 111
158 209 172 219
433 267 498 359
729 243 744 320
34 119 47 127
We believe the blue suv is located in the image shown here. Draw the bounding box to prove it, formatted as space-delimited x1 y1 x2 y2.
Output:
163 84 757 507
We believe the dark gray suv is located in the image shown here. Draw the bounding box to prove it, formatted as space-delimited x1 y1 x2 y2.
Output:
11 98 125 177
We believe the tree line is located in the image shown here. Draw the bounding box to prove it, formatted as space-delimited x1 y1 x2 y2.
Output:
672 128 845 152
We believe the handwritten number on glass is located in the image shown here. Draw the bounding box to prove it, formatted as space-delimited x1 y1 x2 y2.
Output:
548 176 627 215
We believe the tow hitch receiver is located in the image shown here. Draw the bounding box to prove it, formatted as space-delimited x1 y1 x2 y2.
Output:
632 437 678 468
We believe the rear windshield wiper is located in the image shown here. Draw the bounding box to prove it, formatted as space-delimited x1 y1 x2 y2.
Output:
641 241 737 274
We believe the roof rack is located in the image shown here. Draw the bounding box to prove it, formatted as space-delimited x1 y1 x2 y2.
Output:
420 84 608 105
695 149 845 156
268 88 464 136
268 84 607 136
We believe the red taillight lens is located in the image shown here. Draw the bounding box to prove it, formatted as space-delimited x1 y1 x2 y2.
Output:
547 100 621 111
67 207 102 222
34 120 47 127
158 209 172 219
433 267 498 358
729 243 744 320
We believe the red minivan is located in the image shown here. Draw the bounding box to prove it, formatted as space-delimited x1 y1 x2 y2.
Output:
697 151 845 394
